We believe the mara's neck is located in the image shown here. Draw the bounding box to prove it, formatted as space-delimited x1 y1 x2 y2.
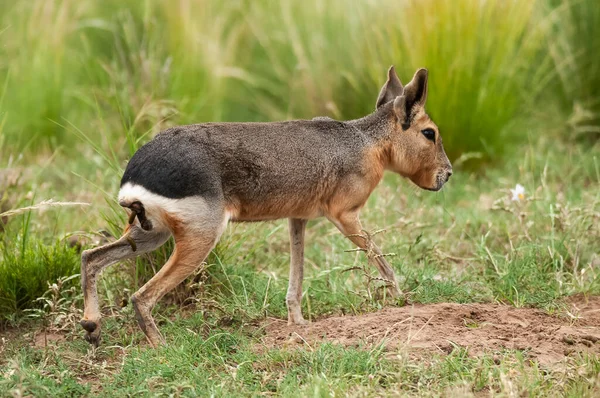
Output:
348 102 396 169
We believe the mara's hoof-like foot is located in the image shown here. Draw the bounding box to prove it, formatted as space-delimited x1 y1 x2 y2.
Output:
287 317 309 326
385 283 402 298
80 319 101 347
145 333 166 348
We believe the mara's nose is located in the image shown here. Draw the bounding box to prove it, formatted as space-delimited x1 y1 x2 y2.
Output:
445 170 453 182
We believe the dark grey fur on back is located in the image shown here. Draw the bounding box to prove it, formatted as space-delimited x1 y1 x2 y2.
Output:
121 105 393 220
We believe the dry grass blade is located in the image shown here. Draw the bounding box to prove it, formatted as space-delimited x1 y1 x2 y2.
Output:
0 200 90 218
343 229 398 302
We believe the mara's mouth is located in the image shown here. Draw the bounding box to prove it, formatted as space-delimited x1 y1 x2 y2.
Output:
419 172 451 192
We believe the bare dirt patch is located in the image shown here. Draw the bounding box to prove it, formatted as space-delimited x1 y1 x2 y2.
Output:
33 331 66 348
263 297 600 365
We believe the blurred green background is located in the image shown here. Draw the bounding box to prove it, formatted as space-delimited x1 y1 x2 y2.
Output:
1 0 598 161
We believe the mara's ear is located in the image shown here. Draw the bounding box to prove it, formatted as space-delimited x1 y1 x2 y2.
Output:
375 66 404 109
393 68 428 128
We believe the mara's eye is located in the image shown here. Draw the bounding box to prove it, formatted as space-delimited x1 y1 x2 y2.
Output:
421 128 436 143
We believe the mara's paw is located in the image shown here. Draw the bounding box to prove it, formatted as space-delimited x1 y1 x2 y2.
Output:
80 319 101 347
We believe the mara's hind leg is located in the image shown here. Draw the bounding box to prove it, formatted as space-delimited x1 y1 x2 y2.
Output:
130 212 228 347
80 225 170 346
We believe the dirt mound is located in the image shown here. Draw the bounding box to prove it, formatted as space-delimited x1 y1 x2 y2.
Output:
263 297 600 365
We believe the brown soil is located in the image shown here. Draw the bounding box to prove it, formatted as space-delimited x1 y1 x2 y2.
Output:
263 296 600 365
33 331 66 347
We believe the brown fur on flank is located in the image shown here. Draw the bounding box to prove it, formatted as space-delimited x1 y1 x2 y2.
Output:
80 66 453 347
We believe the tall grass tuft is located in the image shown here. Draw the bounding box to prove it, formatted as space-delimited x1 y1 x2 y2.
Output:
159 0 250 123
543 0 600 140
0 1 93 149
355 0 542 162
238 0 360 121
0 234 80 322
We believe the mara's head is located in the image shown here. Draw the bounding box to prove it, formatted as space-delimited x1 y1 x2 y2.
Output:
376 66 452 191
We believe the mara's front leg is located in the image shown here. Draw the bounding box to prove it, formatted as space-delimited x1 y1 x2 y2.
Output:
287 218 308 325
328 211 401 296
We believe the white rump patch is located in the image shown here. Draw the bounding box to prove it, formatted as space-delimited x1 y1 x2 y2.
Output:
118 183 229 233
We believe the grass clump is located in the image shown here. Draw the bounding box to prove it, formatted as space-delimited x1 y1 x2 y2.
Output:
0 346 90 397
0 211 80 321
543 0 600 141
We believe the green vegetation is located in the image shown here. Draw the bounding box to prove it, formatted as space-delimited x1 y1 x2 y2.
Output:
1 0 599 396
544 0 600 139
2 0 595 157
0 235 80 317
3 336 600 397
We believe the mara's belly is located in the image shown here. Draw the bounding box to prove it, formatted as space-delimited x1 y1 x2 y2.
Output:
226 195 324 222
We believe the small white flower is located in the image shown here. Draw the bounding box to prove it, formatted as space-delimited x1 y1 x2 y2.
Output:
510 184 526 202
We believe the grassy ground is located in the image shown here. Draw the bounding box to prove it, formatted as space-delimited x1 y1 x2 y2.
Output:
1 0 600 396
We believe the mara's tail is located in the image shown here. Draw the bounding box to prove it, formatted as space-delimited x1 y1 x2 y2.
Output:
119 199 153 231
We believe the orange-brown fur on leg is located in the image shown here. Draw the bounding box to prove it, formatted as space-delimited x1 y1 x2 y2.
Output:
129 210 228 346
80 224 170 346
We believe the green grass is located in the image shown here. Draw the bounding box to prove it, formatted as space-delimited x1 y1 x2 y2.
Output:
542 0 600 140
2 319 600 396
0 229 80 319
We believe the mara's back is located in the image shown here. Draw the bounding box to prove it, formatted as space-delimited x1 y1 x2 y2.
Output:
121 119 372 221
